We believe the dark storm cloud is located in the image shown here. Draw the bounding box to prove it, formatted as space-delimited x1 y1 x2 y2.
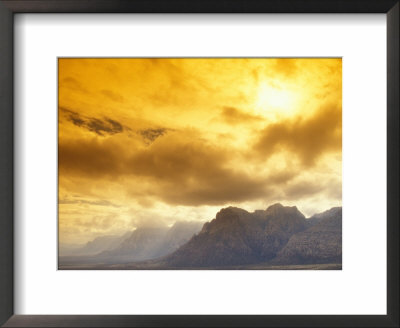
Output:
126 136 272 205
58 133 273 206
254 103 341 166
58 137 123 177
59 103 341 207
139 128 167 144
85 117 123 136
60 107 124 136
68 112 85 127
105 118 124 132
154 173 272 206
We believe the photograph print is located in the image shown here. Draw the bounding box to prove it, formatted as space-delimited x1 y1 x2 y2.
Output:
58 58 342 270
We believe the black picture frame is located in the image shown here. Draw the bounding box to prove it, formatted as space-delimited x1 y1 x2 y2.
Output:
0 1 398 327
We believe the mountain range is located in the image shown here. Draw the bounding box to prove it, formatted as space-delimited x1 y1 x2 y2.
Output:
96 221 203 263
163 204 341 267
59 203 342 269
59 232 131 257
59 220 203 265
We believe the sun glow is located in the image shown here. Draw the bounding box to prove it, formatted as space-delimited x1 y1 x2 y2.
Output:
255 83 297 117
58 58 342 245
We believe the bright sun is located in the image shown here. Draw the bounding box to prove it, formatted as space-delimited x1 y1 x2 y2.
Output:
255 83 297 117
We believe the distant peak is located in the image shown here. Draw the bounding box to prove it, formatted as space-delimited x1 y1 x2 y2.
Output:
266 203 284 210
309 206 342 220
211 207 252 225
266 203 298 212
217 206 249 217
266 203 304 218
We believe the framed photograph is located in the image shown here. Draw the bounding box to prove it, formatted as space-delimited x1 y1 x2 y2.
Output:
57 57 343 271
0 1 398 327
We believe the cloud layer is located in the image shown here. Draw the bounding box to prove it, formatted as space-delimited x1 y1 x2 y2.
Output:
58 58 342 244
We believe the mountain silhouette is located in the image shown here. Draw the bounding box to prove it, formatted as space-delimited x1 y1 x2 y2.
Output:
59 204 342 269
164 203 341 267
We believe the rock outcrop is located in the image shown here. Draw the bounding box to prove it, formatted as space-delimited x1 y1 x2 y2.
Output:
274 207 342 264
164 203 330 267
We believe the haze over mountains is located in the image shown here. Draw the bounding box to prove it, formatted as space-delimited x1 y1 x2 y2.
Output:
59 232 132 257
59 203 342 269
97 221 203 263
59 221 203 265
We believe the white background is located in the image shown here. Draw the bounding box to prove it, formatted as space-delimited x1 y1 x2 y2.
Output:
14 14 387 315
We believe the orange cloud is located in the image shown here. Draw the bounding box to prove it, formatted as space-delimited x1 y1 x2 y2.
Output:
58 58 342 244
254 103 341 166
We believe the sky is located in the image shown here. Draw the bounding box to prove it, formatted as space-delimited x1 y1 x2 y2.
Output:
58 58 342 245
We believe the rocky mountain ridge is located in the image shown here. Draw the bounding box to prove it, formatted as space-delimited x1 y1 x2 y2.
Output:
164 203 341 267
59 203 342 268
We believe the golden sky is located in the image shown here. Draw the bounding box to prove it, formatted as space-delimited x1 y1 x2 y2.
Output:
58 58 342 245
